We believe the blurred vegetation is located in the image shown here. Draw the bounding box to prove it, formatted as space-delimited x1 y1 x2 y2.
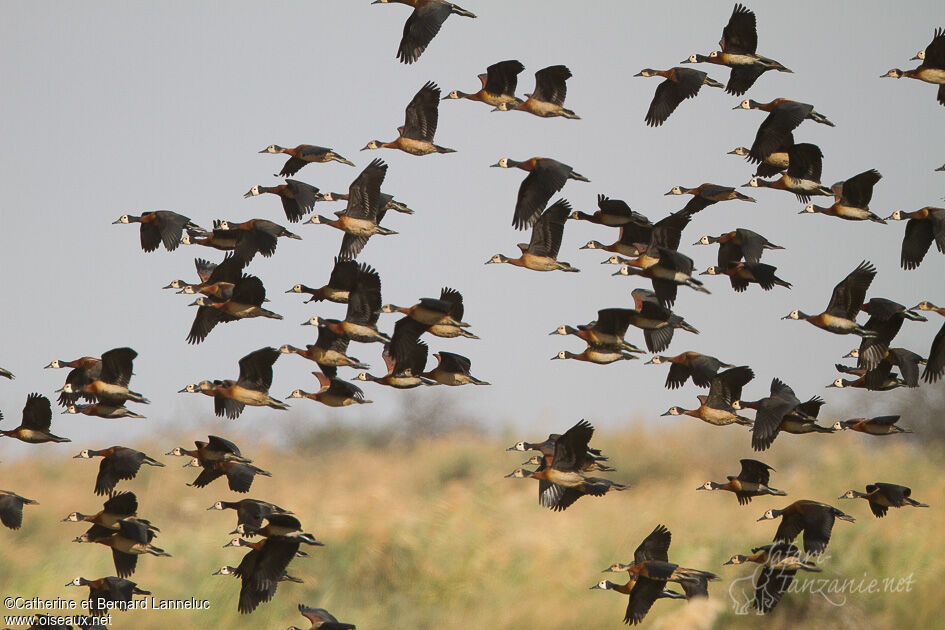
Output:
0 407 942 629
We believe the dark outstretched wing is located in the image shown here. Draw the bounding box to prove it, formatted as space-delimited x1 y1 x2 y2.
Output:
825 261 875 319
625 577 665 625
514 162 569 230
738 459 772 486
484 59 525 97
397 2 452 64
21 393 53 431
532 65 571 105
839 169 881 208
527 199 571 258
923 321 945 383
721 3 757 53
633 524 671 564
402 81 440 142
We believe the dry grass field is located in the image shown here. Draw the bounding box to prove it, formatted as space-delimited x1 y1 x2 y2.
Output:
0 411 942 629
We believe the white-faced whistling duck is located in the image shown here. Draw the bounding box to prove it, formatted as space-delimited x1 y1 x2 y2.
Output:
425 287 479 339
74 519 171 578
44 357 103 406
850 298 926 370
698 459 786 505
494 65 580 119
422 351 489 385
833 415 912 435
731 110 797 177
596 207 693 260
828 366 905 391
303 265 390 344
783 260 877 335
244 179 320 223
0 393 70 444
289 369 373 407
722 542 820 614
280 327 371 372
220 540 280 613
185 456 272 494
661 366 754 427
757 500 855 554
881 28 945 107
208 498 292 533
645 352 735 389
179 347 287 419
839 483 928 519
571 194 651 228
57 347 146 406
44 357 104 407
113 210 204 252
911 300 945 383
736 97 835 126
744 143 834 203
445 59 524 109
357 336 434 389
551 344 639 365
550 308 645 354
0 366 12 379
491 158 589 230
701 261 792 292
287 258 365 304
74 446 165 496
217 218 301 261
374 0 476 65
487 199 579 272
681 4 791 96
181 219 241 251
624 288 700 352
634 67 724 127
694 228 784 268
362 82 455 155
288 604 356 630
505 420 627 511
187 275 282 344
613 248 709 307
259 144 355 177
63 491 158 534
167 252 247 303
236 514 322 544
854 347 924 389
320 189 414 214
581 227 651 258
226 515 321 614
66 576 150 615
749 379 832 452
307 159 397 260
601 524 719 625
886 206 945 269
0 490 38 530
382 293 470 328
506 421 610 463
521 451 614 474
664 183 756 211
800 169 885 223
166 434 252 463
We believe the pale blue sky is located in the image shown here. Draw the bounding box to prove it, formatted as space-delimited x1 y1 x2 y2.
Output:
0 1 942 456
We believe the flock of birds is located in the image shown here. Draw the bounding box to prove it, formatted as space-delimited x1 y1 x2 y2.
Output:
1 1 944 628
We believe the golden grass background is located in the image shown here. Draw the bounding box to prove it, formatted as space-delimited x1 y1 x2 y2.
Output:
1 405 941 629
